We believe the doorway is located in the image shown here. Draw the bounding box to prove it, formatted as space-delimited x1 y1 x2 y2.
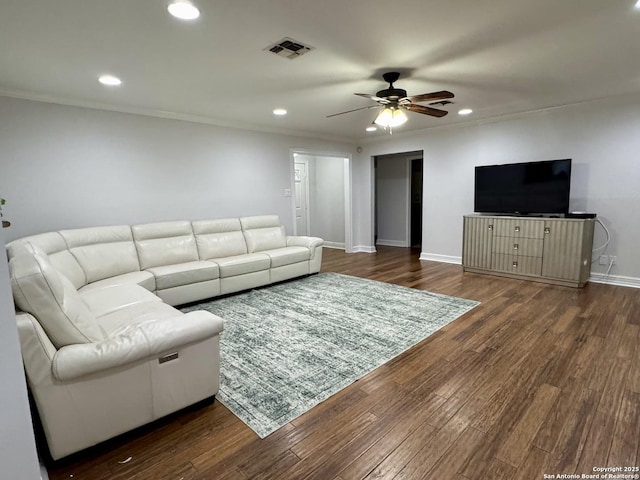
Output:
410 158 423 247
374 151 423 249
291 150 352 251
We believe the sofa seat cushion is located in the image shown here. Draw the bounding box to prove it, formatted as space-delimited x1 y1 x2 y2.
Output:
79 271 156 293
79 284 162 318
214 253 270 278
262 246 310 267
146 261 220 290
96 301 182 334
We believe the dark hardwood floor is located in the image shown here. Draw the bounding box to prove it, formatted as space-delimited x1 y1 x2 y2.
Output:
46 246 640 479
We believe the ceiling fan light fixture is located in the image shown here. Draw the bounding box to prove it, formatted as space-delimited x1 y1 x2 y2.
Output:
374 107 408 128
167 0 200 20
458 108 473 115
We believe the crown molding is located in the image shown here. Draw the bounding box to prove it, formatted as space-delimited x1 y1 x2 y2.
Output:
0 89 355 145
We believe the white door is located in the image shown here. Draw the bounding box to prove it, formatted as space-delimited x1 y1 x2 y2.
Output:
294 160 310 235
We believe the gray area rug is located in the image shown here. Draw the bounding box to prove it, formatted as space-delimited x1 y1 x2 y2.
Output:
181 272 479 438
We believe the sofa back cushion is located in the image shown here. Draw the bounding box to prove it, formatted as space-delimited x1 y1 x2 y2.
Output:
10 245 105 349
7 232 87 289
59 226 140 284
192 218 248 259
240 215 287 253
132 221 198 269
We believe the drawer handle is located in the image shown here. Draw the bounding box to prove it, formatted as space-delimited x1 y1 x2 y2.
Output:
488 225 494 231
513 243 519 250
512 261 518 269
514 226 520 232
544 227 550 234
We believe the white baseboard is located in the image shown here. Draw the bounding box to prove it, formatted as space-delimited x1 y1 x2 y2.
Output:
589 273 640 289
376 239 409 247
323 241 345 250
352 245 377 253
419 253 462 265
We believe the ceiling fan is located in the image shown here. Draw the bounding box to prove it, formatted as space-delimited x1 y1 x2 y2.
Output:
327 71 454 129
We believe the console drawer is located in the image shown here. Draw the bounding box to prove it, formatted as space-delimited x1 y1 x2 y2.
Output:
493 218 545 238
493 237 543 257
491 254 542 276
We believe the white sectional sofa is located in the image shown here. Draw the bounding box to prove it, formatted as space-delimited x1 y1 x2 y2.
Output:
6 215 323 460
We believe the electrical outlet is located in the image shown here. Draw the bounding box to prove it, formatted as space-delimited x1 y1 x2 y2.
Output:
609 256 616 265
599 255 609 265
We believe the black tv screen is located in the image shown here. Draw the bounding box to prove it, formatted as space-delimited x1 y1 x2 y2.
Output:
474 159 571 215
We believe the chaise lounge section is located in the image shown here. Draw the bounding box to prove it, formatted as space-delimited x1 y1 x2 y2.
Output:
7 215 323 460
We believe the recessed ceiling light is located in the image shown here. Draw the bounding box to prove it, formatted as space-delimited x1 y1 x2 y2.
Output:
98 74 122 86
273 108 287 116
167 1 200 20
365 126 377 132
458 108 473 115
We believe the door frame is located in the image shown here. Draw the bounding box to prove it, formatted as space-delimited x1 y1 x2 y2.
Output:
371 150 424 252
289 148 353 252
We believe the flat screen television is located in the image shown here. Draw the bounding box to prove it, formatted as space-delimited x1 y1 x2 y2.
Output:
474 159 571 215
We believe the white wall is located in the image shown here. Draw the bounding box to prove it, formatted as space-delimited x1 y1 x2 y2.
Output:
0 96 355 468
3 93 639 279
308 155 345 247
356 94 640 282
375 153 410 247
0 227 41 480
0 96 355 241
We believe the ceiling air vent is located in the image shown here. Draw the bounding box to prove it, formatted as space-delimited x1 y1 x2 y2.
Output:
264 37 314 60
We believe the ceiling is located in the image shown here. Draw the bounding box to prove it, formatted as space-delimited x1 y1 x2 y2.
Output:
1 0 639 142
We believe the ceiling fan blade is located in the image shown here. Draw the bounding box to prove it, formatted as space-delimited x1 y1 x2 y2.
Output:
326 104 380 118
405 104 449 118
405 90 454 103
354 93 390 104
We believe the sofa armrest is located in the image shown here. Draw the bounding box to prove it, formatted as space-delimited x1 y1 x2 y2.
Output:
52 311 223 382
286 236 323 259
16 312 58 386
